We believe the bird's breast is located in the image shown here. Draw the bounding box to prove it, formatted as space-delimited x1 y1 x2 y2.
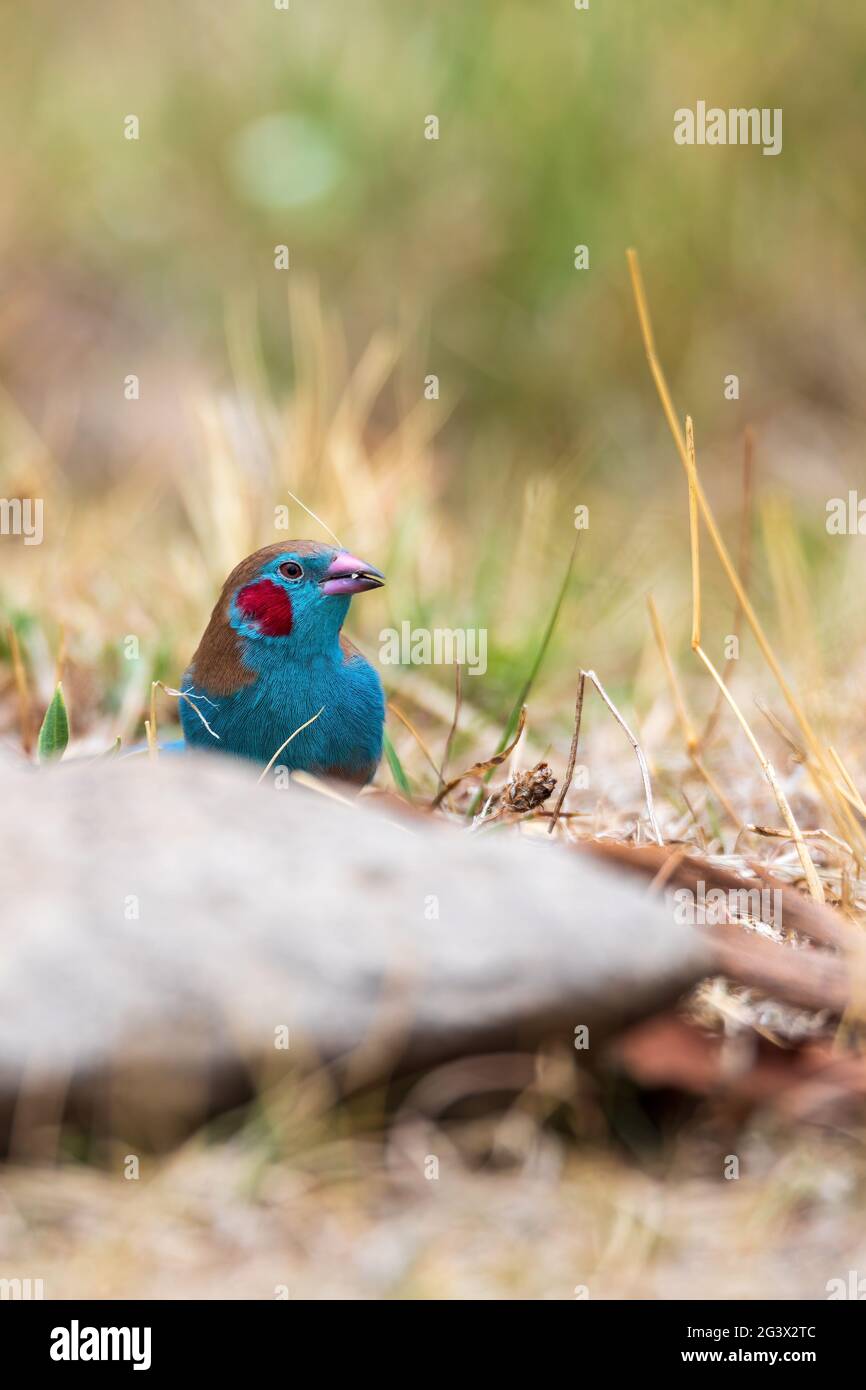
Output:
183 643 385 781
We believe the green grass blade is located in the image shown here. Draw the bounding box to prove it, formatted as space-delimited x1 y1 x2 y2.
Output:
500 537 579 749
37 682 69 763
383 728 412 799
468 539 578 814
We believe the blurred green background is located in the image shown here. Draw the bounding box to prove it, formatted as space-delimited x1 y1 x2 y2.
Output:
1 0 864 773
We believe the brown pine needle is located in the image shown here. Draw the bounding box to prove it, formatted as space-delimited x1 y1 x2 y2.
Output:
432 707 527 810
679 786 707 851
743 823 855 859
627 247 866 859
701 427 754 748
695 644 823 901
388 701 442 780
647 594 743 831
438 662 463 795
679 411 823 901
755 698 805 762
646 594 696 752
690 753 744 833
647 845 689 893
686 416 701 652
829 747 866 819
834 779 866 821
548 672 586 835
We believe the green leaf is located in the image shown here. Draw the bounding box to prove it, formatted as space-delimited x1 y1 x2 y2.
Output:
37 683 69 763
383 728 412 800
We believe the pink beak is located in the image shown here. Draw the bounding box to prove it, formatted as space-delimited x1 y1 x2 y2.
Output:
320 551 385 597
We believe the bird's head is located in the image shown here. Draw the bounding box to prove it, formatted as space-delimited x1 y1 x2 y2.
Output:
225 540 384 653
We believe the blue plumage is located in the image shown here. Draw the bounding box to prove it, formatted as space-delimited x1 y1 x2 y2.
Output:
179 541 386 783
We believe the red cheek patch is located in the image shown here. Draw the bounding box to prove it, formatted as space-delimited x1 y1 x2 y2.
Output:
236 580 294 636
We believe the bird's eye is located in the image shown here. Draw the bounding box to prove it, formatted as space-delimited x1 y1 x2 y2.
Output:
279 560 304 582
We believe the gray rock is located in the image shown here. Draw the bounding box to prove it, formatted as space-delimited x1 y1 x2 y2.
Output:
0 754 711 1149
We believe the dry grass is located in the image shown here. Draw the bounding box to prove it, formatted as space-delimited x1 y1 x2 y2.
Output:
5 1131 866 1301
5 257 866 1299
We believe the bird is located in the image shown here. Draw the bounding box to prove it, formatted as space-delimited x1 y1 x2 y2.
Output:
178 541 386 783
